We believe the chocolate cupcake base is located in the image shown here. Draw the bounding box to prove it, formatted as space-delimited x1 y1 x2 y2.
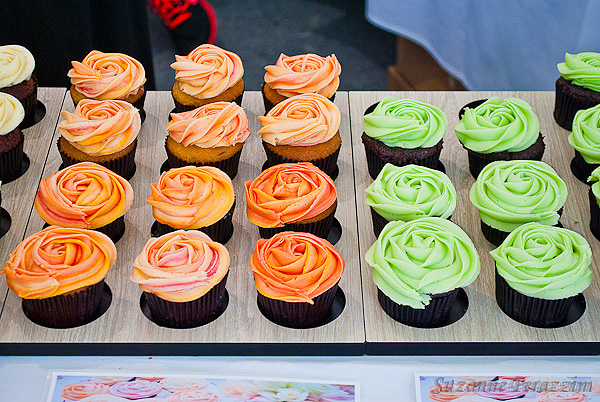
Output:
165 141 244 179
589 189 600 241
261 141 340 179
554 77 600 131
370 208 454 238
0 128 24 182
258 206 336 240
481 207 563 247
1 75 38 128
571 151 599 183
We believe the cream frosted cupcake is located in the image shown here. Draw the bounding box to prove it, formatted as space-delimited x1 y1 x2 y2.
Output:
0 45 37 126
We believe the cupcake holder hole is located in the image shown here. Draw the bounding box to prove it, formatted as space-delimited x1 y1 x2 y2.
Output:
19 100 46 130
0 208 11 239
2 153 30 184
458 99 487 119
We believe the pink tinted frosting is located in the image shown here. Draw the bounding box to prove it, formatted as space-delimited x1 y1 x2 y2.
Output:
108 380 162 399
167 389 219 402
536 392 588 402
476 390 527 400
61 382 109 400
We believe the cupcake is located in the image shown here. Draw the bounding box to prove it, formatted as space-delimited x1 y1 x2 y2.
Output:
146 166 235 244
131 230 229 328
68 50 146 114
165 101 250 178
470 160 567 246
365 163 456 236
108 380 163 400
250 231 345 328
258 93 341 177
475 390 527 400
167 390 219 402
57 99 141 179
490 222 593 327
568 103 600 181
1 226 116 328
159 378 208 392
362 97 447 179
245 162 337 239
0 92 25 182
536 392 588 402
588 166 600 240
61 382 109 400
34 162 134 243
365 217 480 328
554 52 600 130
455 97 544 178
0 45 37 126
262 53 341 112
170 44 244 112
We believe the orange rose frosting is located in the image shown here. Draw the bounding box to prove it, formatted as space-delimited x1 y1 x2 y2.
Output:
147 166 234 229
1 226 116 299
170 44 244 99
68 50 146 99
245 163 337 228
250 231 344 303
58 99 141 156
167 102 250 147
131 230 229 302
258 93 340 146
264 53 341 98
61 382 109 400
35 162 134 229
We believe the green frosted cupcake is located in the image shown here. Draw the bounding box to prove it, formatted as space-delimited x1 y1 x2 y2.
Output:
365 217 480 328
362 97 447 179
470 160 567 246
365 163 456 236
455 97 544 178
568 103 600 182
491 222 592 327
587 166 600 240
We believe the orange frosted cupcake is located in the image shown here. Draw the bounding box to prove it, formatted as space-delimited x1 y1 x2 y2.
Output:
34 162 134 243
170 44 244 112
245 162 337 239
147 166 235 243
57 99 141 179
165 101 250 178
258 93 341 178
250 231 344 328
1 226 116 328
262 53 341 112
131 230 229 328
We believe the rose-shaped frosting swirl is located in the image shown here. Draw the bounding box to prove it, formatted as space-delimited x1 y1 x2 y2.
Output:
490 222 592 300
536 392 588 402
108 380 162 399
569 104 600 163
146 166 234 229
245 163 337 228
171 44 243 99
0 92 24 135
363 97 447 148
365 217 480 309
131 230 229 302
558 52 600 92
68 50 146 100
159 378 207 392
35 162 134 229
61 382 109 400
167 389 219 402
258 93 340 146
588 166 600 204
2 226 116 299
0 44 35 88
264 53 341 98
365 163 456 221
469 160 567 232
475 390 527 400
428 386 473 402
455 97 540 153
250 231 345 303
58 99 141 156
167 102 250 147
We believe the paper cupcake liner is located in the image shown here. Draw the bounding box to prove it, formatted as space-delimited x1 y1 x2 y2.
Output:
173 91 245 113
377 287 459 328
131 89 147 117
495 271 577 327
571 151 599 183
257 282 339 328
589 189 600 242
144 272 228 328
554 77 600 130
22 280 105 328
370 208 454 237
258 206 336 240
261 141 340 179
20 75 38 128
481 207 563 247
96 216 125 244
0 130 24 182
165 141 243 179
261 83 336 114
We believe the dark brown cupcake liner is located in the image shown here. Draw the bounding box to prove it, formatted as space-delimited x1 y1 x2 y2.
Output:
96 216 125 244
370 208 453 237
257 282 339 328
131 89 147 116
589 189 600 241
571 151 599 183
261 141 340 179
165 139 243 179
481 207 563 247
554 77 600 131
143 272 228 328
0 130 24 182
173 91 245 113
58 138 137 180
377 287 459 328
261 83 336 114
20 75 39 128
495 271 577 327
22 280 105 328
258 206 336 240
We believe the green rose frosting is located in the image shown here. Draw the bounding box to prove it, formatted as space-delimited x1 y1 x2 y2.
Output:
470 160 567 232
568 104 600 163
587 166 600 207
365 163 456 221
557 52 600 92
363 97 447 149
454 97 540 153
490 222 592 300
365 217 480 309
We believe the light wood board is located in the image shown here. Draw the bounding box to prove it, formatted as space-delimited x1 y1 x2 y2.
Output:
0 91 365 355
349 91 600 354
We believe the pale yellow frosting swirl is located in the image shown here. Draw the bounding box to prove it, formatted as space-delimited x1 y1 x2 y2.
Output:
0 92 25 135
0 45 35 88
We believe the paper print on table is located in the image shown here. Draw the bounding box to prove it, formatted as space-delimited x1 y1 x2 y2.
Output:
46 371 359 401
416 374 599 402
